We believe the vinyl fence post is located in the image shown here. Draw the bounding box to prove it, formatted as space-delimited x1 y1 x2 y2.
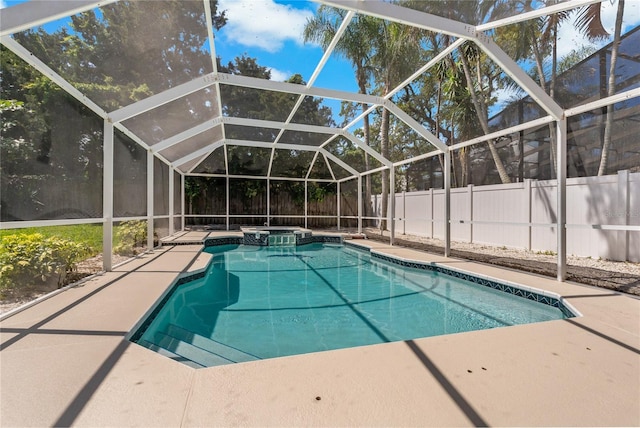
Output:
618 169 630 261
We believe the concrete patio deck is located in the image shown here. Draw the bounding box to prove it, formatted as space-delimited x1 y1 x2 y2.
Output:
1 231 638 427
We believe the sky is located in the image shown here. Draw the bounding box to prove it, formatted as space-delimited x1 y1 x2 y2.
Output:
215 0 357 92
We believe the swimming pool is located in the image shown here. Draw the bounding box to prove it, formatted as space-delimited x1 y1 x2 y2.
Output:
131 242 575 368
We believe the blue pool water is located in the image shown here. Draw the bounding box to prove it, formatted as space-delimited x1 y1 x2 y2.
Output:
134 243 570 367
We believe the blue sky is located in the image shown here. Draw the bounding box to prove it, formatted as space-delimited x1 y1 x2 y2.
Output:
215 0 358 126
216 0 356 91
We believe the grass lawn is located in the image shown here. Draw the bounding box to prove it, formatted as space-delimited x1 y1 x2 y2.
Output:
0 224 103 256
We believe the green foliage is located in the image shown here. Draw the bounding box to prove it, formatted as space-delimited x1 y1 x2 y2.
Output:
0 233 90 293
0 224 102 255
1 2 227 222
113 220 147 256
558 45 599 74
307 182 330 203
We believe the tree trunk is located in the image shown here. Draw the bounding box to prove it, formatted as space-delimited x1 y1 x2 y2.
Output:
598 0 624 176
459 52 511 184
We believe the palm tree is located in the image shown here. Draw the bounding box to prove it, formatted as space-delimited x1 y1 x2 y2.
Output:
574 0 626 176
456 41 512 183
496 2 572 179
368 19 424 230
303 8 377 222
410 0 513 184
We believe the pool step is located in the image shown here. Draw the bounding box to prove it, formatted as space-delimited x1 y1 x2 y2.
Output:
165 324 260 364
154 332 234 367
137 339 205 369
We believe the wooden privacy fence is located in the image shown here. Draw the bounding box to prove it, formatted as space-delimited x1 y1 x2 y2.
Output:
188 189 346 228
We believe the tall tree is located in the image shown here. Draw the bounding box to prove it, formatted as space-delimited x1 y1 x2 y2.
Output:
409 0 513 184
369 19 424 230
303 7 377 221
575 0 626 176
456 41 512 183
495 4 571 179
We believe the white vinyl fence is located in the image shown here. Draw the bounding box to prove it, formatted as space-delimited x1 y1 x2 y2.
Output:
372 170 640 262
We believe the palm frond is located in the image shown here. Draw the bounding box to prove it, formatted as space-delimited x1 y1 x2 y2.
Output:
575 3 609 40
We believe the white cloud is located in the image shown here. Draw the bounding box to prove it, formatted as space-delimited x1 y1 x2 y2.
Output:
0 0 7 9
218 0 314 52
267 67 290 82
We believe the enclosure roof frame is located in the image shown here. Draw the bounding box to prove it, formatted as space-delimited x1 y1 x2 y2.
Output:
1 0 610 175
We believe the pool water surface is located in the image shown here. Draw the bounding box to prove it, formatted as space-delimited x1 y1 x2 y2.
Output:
133 243 571 367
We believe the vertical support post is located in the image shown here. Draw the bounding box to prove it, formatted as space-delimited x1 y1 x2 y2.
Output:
556 118 567 281
225 176 230 230
525 179 532 251
304 180 308 229
390 168 395 245
444 151 451 257
402 190 406 235
147 151 154 250
357 175 362 234
102 120 114 272
468 184 474 244
181 174 185 231
618 170 630 261
337 181 341 230
169 168 174 236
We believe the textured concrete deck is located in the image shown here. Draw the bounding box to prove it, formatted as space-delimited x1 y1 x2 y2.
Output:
1 232 638 427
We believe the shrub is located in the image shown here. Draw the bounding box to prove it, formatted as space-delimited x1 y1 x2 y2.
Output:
113 220 147 256
0 233 90 294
